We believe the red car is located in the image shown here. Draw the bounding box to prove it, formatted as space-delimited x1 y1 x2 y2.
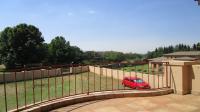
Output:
122 77 150 89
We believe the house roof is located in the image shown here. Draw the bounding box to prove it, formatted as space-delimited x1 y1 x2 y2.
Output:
148 57 168 62
163 51 200 57
174 57 198 61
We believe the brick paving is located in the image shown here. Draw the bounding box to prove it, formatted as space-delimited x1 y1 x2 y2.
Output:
51 94 200 112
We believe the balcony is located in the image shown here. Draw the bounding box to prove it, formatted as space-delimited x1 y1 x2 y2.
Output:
1 60 200 112
0 62 174 112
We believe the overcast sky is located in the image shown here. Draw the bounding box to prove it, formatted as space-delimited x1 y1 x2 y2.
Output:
0 0 200 53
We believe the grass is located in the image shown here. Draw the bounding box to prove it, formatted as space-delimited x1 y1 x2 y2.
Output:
0 72 125 112
120 64 150 73
120 64 163 74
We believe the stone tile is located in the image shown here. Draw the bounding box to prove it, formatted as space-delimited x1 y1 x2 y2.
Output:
126 100 156 110
94 107 121 112
153 108 174 112
167 103 198 112
195 97 200 102
144 102 157 109
136 111 151 112
130 99 150 106
126 103 145 110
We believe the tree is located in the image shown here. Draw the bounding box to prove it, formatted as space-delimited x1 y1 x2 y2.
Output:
40 43 50 64
197 42 200 51
193 44 197 50
69 46 83 63
48 36 71 64
48 36 84 64
0 24 45 69
124 53 143 62
104 51 125 62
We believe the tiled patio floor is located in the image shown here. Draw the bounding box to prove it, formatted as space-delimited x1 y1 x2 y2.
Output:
51 94 200 112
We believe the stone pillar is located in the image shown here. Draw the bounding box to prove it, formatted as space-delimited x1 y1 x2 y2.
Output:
191 65 200 95
169 61 197 95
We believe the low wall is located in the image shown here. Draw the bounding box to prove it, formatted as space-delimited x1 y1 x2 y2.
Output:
0 68 62 83
89 66 170 89
0 66 89 83
70 66 89 74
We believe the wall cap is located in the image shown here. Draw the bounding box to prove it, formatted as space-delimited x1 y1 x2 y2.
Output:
169 60 199 66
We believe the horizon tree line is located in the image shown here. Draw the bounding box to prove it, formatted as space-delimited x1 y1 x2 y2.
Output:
0 23 199 69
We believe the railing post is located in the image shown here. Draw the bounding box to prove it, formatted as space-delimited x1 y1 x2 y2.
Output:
166 62 169 88
165 62 168 88
40 69 43 102
87 65 89 95
117 69 119 90
3 72 8 112
81 64 83 94
169 63 171 88
123 67 125 90
111 66 113 91
148 63 150 85
94 65 95 92
23 68 27 107
152 64 155 89
134 65 136 77
54 68 57 98
32 70 35 104
47 66 50 100
61 66 64 97
162 63 164 88
69 65 71 96
14 71 19 110
135 66 137 78
100 67 102 91
74 64 76 95
157 64 160 89
106 67 108 90
141 64 144 79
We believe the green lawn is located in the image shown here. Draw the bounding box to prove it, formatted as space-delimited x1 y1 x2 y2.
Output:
0 72 125 112
120 64 150 73
120 64 163 74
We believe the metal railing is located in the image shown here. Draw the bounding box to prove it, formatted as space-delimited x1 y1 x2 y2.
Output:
0 62 171 112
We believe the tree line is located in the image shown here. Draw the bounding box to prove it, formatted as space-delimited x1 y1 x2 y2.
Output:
146 43 200 59
82 51 144 64
0 24 144 69
0 24 84 69
0 23 199 69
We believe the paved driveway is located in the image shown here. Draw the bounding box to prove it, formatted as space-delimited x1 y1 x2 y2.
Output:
51 94 200 112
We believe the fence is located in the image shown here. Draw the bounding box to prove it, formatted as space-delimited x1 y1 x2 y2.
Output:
0 62 171 112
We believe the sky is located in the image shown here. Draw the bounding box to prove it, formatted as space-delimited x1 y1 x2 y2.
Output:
0 0 200 53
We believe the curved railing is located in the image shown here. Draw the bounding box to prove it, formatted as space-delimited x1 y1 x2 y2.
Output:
0 62 171 112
